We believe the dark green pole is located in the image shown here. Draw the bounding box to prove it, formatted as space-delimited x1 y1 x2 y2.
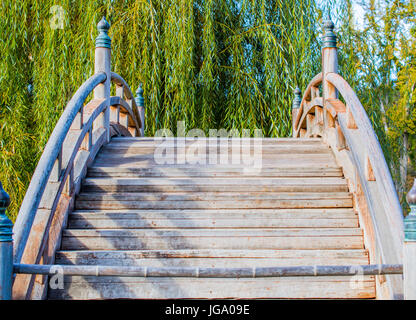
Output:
0 182 13 300
404 179 416 299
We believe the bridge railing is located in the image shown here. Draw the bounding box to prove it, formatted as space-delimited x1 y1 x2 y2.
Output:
6 17 144 300
292 15 405 299
0 14 414 301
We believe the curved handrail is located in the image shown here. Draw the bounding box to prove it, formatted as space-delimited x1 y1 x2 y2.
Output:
13 72 107 264
293 72 323 134
10 17 149 300
111 72 142 130
108 96 141 133
291 22 405 297
293 72 405 297
294 71 403 233
111 72 136 101
326 72 404 233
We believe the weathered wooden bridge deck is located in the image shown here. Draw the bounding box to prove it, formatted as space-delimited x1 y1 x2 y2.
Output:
50 137 374 299
1 16 413 301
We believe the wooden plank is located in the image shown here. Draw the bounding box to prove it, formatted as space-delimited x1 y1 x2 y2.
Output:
55 249 369 260
55 249 370 267
99 145 332 154
82 177 347 185
61 228 363 250
67 217 358 229
69 208 357 219
76 192 352 201
35 133 378 300
74 198 353 210
93 153 335 161
109 137 324 144
48 276 375 299
79 186 350 194
91 159 339 168
81 177 349 193
87 166 343 177
62 228 363 237
60 236 363 250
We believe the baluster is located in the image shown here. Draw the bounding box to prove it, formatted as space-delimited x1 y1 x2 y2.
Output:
116 105 120 124
127 115 136 137
0 182 13 300
365 155 375 181
89 127 93 150
63 164 74 196
306 114 315 138
311 87 316 100
404 179 416 299
50 148 62 182
94 17 112 143
346 104 358 129
135 84 145 137
111 85 124 123
81 128 90 151
71 107 83 130
335 122 347 151
311 87 319 100
119 112 129 132
116 84 124 99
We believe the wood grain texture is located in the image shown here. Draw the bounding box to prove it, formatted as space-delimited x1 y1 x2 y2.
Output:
292 67 404 300
48 276 375 300
47 137 375 299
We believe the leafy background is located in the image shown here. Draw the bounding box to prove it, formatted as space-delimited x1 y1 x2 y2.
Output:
0 0 415 220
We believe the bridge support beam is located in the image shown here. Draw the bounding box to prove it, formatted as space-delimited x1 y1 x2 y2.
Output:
0 182 13 300
404 179 416 299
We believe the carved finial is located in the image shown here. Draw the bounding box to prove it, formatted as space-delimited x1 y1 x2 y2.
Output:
135 84 144 107
322 12 337 49
96 16 111 49
292 87 302 109
407 179 416 215
0 182 13 242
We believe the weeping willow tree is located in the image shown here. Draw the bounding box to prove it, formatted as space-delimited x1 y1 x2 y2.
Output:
335 0 416 206
1 0 325 220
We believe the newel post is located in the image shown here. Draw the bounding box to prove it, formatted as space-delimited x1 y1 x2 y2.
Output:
135 85 145 137
94 17 112 143
292 87 301 137
404 179 416 299
0 182 13 300
322 13 338 128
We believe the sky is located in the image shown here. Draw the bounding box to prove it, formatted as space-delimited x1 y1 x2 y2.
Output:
317 0 366 29
351 2 366 29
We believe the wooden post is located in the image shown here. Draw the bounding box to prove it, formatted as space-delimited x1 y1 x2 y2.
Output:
322 13 338 129
404 179 416 299
135 84 145 137
0 182 13 300
94 17 112 143
292 87 301 137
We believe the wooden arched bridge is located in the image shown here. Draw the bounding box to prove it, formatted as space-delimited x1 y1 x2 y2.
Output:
1 16 415 300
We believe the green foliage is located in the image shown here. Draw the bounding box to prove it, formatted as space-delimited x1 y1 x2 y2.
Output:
335 0 416 203
1 0 414 220
0 2 35 222
0 0 321 220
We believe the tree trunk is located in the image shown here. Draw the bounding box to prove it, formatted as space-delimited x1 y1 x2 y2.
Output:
399 132 409 200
